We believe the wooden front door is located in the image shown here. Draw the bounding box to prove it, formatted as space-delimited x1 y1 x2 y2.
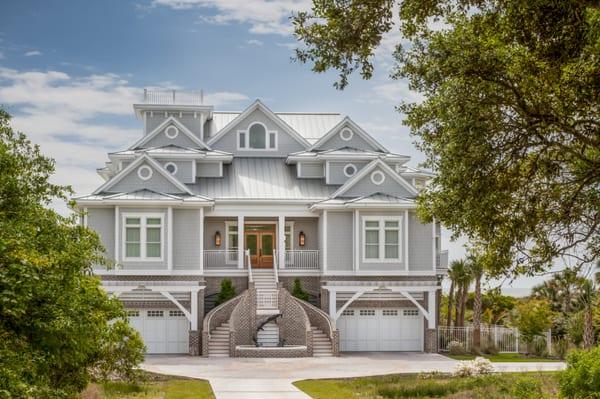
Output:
245 230 275 268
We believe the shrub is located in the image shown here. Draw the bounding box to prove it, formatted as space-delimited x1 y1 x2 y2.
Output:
291 278 309 301
512 376 542 399
448 340 466 355
453 357 494 377
531 336 548 357
553 337 569 360
215 278 236 305
566 311 584 348
482 342 499 355
559 346 600 398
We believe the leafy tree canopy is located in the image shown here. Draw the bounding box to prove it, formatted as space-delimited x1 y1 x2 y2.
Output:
0 109 144 398
293 0 600 278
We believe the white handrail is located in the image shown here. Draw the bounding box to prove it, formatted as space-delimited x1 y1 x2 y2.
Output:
273 250 279 283
246 249 253 283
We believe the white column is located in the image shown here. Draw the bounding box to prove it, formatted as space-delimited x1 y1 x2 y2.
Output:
432 217 437 270
114 206 120 263
323 210 328 272
190 290 198 330
278 215 285 269
83 207 88 227
199 207 204 273
354 209 359 272
237 215 244 269
427 290 437 329
404 210 409 270
167 206 173 270
328 289 337 327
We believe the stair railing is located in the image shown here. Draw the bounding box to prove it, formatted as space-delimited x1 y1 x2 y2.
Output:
246 249 253 283
272 250 279 284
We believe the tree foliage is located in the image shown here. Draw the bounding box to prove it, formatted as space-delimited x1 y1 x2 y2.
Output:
512 299 554 345
294 0 600 278
215 278 236 305
0 109 144 398
291 278 309 301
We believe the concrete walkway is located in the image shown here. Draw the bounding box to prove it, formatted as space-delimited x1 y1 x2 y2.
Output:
141 353 566 399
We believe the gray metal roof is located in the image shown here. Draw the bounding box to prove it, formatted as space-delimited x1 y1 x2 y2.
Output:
211 111 343 144
190 158 338 200
76 189 211 202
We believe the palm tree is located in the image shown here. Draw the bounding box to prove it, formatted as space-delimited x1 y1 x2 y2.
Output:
454 261 473 327
468 256 484 349
579 269 599 349
446 260 466 327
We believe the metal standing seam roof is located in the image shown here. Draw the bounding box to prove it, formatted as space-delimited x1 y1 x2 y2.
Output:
210 111 343 144
76 189 212 202
190 158 339 200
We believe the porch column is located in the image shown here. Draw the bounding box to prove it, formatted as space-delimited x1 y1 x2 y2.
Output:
278 215 285 269
328 289 337 328
199 207 204 272
427 290 437 329
237 215 244 269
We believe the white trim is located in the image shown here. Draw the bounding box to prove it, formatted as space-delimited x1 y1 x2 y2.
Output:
325 161 331 184
427 290 437 329
129 116 210 150
339 127 353 141
331 159 419 198
404 210 409 271
224 220 239 265
343 163 357 178
96 269 204 276
432 217 436 271
370 170 385 185
361 216 403 264
278 215 285 270
137 165 153 181
236 121 278 151
322 210 328 272
159 291 192 326
93 154 193 195
207 100 310 148
237 216 244 269
114 206 120 263
192 159 197 180
164 162 178 175
354 209 359 272
165 125 179 139
83 207 88 227
309 117 388 152
199 207 204 272
167 206 173 270
122 212 165 262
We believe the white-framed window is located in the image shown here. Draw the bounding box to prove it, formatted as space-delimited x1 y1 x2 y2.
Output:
382 309 399 316
137 165 153 181
343 163 357 177
341 309 354 316
284 222 294 250
359 309 376 316
123 213 164 261
237 122 277 150
169 310 185 317
147 310 164 317
339 127 353 141
165 125 179 139
362 216 402 263
403 309 419 317
164 162 178 175
224 221 239 264
370 170 386 185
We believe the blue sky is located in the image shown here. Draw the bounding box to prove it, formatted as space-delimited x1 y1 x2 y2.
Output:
1 0 550 294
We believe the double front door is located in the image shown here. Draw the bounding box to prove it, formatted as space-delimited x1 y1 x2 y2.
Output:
245 229 275 268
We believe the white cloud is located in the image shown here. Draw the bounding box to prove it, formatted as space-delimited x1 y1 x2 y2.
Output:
360 80 423 105
150 0 311 35
246 39 264 46
24 50 42 57
0 66 248 211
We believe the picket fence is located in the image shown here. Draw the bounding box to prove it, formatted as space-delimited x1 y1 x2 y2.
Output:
438 325 520 353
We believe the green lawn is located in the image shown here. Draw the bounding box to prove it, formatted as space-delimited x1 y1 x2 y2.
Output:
80 378 215 399
295 372 560 399
444 353 560 362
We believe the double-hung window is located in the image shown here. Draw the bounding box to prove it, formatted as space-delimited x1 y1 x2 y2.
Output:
123 214 164 261
363 217 402 262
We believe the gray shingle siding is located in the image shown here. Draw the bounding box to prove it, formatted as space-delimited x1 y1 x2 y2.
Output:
108 161 186 194
317 130 378 151
357 210 406 272
326 211 353 271
409 212 434 271
196 162 221 177
343 167 414 198
173 209 200 270
298 162 324 178
210 108 306 157
87 208 115 265
327 161 369 185
145 114 203 139
288 218 318 250
141 128 201 149
159 160 194 183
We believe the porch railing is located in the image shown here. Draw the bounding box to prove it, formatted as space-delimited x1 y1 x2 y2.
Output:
204 250 239 269
278 250 320 270
436 250 449 269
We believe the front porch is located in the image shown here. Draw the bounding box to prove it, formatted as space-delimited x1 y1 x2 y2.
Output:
202 216 320 272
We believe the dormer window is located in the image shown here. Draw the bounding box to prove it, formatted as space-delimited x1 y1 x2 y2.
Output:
238 122 277 150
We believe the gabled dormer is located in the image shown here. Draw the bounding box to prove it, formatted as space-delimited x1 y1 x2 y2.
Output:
309 117 388 152
130 117 211 150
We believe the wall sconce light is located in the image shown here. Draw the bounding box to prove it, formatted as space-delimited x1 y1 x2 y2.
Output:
299 231 306 247
215 231 222 247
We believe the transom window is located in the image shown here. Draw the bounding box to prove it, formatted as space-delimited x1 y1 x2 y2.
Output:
123 214 164 261
169 310 185 317
359 309 376 316
382 309 399 316
363 217 402 262
147 310 164 317
238 122 277 150
403 309 419 316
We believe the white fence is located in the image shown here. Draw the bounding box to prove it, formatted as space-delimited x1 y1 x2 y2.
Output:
438 325 520 353
283 250 319 269
204 250 238 269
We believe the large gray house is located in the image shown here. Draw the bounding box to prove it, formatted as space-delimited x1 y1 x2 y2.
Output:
76 90 447 357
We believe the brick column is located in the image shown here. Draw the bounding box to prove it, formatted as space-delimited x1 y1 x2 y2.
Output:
425 329 438 353
189 330 201 355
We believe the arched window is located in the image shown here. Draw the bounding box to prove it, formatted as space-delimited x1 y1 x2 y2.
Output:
249 123 266 149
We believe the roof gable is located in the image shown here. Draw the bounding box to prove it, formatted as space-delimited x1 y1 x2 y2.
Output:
130 117 210 150
93 154 192 195
332 159 418 198
207 100 311 149
309 117 388 152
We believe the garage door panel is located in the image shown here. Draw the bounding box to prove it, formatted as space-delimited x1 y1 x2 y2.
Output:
338 308 423 352
127 308 189 354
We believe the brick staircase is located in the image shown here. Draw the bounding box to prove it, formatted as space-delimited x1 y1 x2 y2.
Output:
253 269 279 315
311 326 333 356
207 322 230 357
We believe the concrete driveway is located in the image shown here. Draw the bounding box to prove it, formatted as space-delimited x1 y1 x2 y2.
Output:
141 353 565 399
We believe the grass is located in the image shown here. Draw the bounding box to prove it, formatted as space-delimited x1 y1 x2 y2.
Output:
80 377 215 399
444 353 560 362
294 372 560 399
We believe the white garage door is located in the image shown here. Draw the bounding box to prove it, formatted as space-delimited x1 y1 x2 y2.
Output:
127 309 190 354
338 308 423 352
